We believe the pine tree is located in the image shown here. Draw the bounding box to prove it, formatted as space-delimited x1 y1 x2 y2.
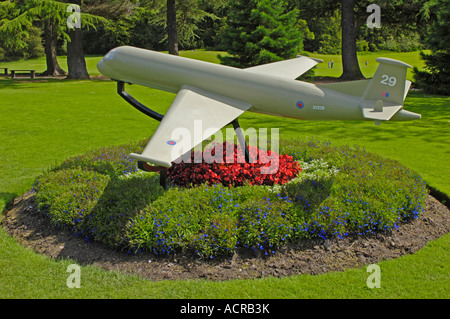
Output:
414 0 450 95
219 0 303 68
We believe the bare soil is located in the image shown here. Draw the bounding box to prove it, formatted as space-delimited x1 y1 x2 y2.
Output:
2 192 449 281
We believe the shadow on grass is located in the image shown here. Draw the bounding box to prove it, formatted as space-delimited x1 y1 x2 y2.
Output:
0 79 35 90
0 78 108 90
79 173 164 248
237 92 449 148
0 192 17 211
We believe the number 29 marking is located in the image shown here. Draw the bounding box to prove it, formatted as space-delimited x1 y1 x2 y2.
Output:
381 75 397 87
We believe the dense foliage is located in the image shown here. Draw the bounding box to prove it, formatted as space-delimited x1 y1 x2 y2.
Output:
33 139 428 259
413 0 450 95
1 0 442 81
218 0 304 67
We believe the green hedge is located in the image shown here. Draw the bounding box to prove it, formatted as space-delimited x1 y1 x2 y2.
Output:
33 139 428 258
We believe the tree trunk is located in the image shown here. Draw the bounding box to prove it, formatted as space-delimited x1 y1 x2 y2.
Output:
167 0 179 55
340 0 364 80
66 0 90 80
41 21 66 76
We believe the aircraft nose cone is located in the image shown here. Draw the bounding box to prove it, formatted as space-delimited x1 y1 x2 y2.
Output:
103 48 118 62
97 48 119 75
97 58 107 74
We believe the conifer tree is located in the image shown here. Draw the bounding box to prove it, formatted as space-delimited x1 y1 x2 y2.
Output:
414 0 450 95
219 0 303 68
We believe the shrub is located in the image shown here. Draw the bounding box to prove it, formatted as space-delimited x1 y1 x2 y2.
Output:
34 169 111 239
237 197 294 255
356 40 369 52
193 213 239 259
33 139 428 259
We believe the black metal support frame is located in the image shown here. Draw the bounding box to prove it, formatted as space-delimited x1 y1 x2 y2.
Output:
231 118 251 163
117 81 164 122
117 81 168 188
116 81 251 189
137 162 168 190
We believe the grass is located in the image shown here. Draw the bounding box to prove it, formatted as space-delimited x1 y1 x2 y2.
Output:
0 50 225 78
308 50 430 81
1 225 448 299
0 49 427 80
0 56 102 77
0 50 449 299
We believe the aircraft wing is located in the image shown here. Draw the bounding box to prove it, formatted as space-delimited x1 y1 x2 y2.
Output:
130 85 252 167
361 102 403 121
245 56 322 79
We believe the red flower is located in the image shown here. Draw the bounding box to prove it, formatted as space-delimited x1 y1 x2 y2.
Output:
167 142 301 188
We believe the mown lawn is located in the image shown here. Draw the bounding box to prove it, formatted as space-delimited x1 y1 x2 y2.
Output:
0 50 225 77
0 50 449 299
309 50 430 81
0 49 427 79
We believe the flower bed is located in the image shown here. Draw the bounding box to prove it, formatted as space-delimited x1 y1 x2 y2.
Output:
167 142 301 187
33 139 428 259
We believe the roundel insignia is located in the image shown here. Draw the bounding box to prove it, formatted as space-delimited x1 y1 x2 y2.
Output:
297 101 304 109
167 140 177 146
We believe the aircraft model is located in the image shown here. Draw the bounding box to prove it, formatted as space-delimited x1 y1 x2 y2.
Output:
97 46 421 170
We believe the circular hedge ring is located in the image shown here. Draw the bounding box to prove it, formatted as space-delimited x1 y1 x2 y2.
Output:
32 139 428 259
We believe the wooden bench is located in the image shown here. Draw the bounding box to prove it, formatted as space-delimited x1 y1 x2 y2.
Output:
10 69 36 79
0 67 8 76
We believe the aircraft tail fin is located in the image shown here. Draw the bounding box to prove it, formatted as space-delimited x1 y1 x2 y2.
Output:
360 58 412 122
361 57 412 106
319 58 414 123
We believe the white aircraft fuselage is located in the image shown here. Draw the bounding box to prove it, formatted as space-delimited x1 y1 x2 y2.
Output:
97 46 421 168
97 46 420 123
